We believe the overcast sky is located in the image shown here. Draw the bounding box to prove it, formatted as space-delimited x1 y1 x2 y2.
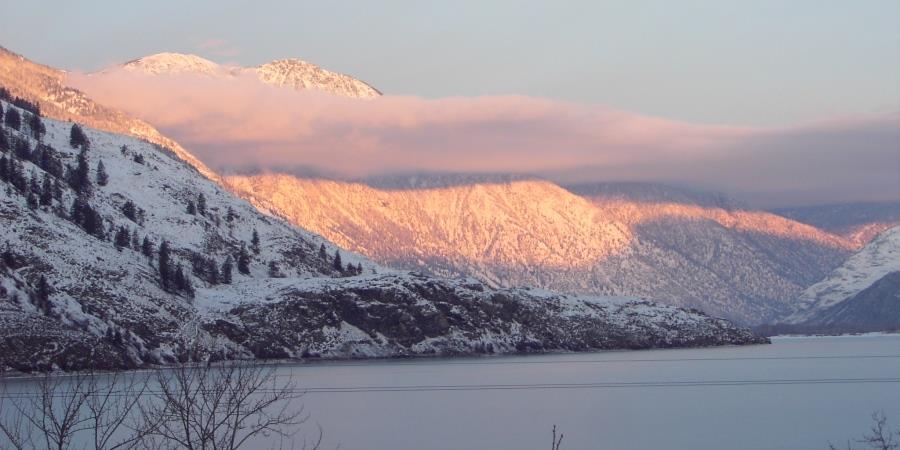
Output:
2 0 898 126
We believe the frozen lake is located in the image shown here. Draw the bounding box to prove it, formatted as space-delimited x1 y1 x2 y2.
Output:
4 334 900 449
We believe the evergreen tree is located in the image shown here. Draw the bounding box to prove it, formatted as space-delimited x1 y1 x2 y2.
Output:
0 155 7 182
96 160 108 186
35 275 52 315
0 129 8 152
250 229 261 255
267 260 282 278
52 177 63 201
186 200 196 215
27 113 45 140
131 228 140 250
26 191 37 209
356 262 363 275
237 243 251 275
39 173 53 206
4 107 20 130
318 243 327 260
71 147 91 194
114 226 130 250
220 256 233 284
333 250 343 272
69 123 89 149
225 207 236 224
141 236 154 261
158 240 171 289
197 193 206 216
122 200 137 222
15 139 31 161
0 101 3 124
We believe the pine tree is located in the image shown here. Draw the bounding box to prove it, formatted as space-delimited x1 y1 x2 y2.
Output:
26 192 37 209
39 173 53 206
141 236 154 261
71 147 91 194
52 177 63 201
0 129 8 152
333 250 343 272
69 123 89 149
28 113 45 140
250 229 260 255
318 243 327 260
114 226 130 250
0 155 7 182
131 228 140 250
225 207 236 224
158 240 171 289
4 107 20 130
197 193 206 216
35 275 52 314
0 102 4 124
237 243 251 275
267 260 282 278
15 139 31 161
122 200 137 222
220 256 233 284
186 200 196 215
356 262 363 275
96 160 108 186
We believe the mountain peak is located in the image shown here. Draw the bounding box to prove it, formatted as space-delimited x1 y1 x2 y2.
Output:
122 52 221 76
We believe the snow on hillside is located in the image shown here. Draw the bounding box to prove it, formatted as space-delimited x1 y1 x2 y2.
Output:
115 52 381 99
786 225 900 323
0 102 765 371
224 174 852 325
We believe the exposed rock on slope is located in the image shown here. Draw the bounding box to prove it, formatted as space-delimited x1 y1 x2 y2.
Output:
225 175 853 325
0 103 764 371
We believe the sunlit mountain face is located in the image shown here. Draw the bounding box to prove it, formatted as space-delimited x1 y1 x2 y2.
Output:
224 173 855 325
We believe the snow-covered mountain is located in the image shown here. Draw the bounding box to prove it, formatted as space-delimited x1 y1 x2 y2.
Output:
783 225 900 330
0 99 764 371
0 46 218 181
772 201 900 248
115 52 381 99
224 174 854 325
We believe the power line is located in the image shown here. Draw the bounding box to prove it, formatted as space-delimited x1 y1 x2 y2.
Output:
2 377 900 398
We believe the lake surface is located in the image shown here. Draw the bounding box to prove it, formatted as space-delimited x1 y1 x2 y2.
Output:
5 335 900 449
278 334 900 450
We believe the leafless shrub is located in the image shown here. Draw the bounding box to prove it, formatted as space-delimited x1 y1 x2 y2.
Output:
137 361 316 450
551 425 564 450
830 411 899 450
0 362 320 450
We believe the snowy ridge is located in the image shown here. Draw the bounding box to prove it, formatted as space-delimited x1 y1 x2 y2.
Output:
0 102 764 371
0 46 220 181
786 225 900 324
224 174 852 325
115 52 381 99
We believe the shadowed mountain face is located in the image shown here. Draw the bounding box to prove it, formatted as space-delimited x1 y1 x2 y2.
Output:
225 174 854 325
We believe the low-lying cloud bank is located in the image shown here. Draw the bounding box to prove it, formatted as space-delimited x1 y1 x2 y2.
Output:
69 70 899 207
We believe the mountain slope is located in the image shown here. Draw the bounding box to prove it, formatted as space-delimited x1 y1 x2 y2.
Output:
116 52 381 99
784 225 900 330
0 101 763 371
0 46 217 181
772 201 900 247
224 174 853 325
